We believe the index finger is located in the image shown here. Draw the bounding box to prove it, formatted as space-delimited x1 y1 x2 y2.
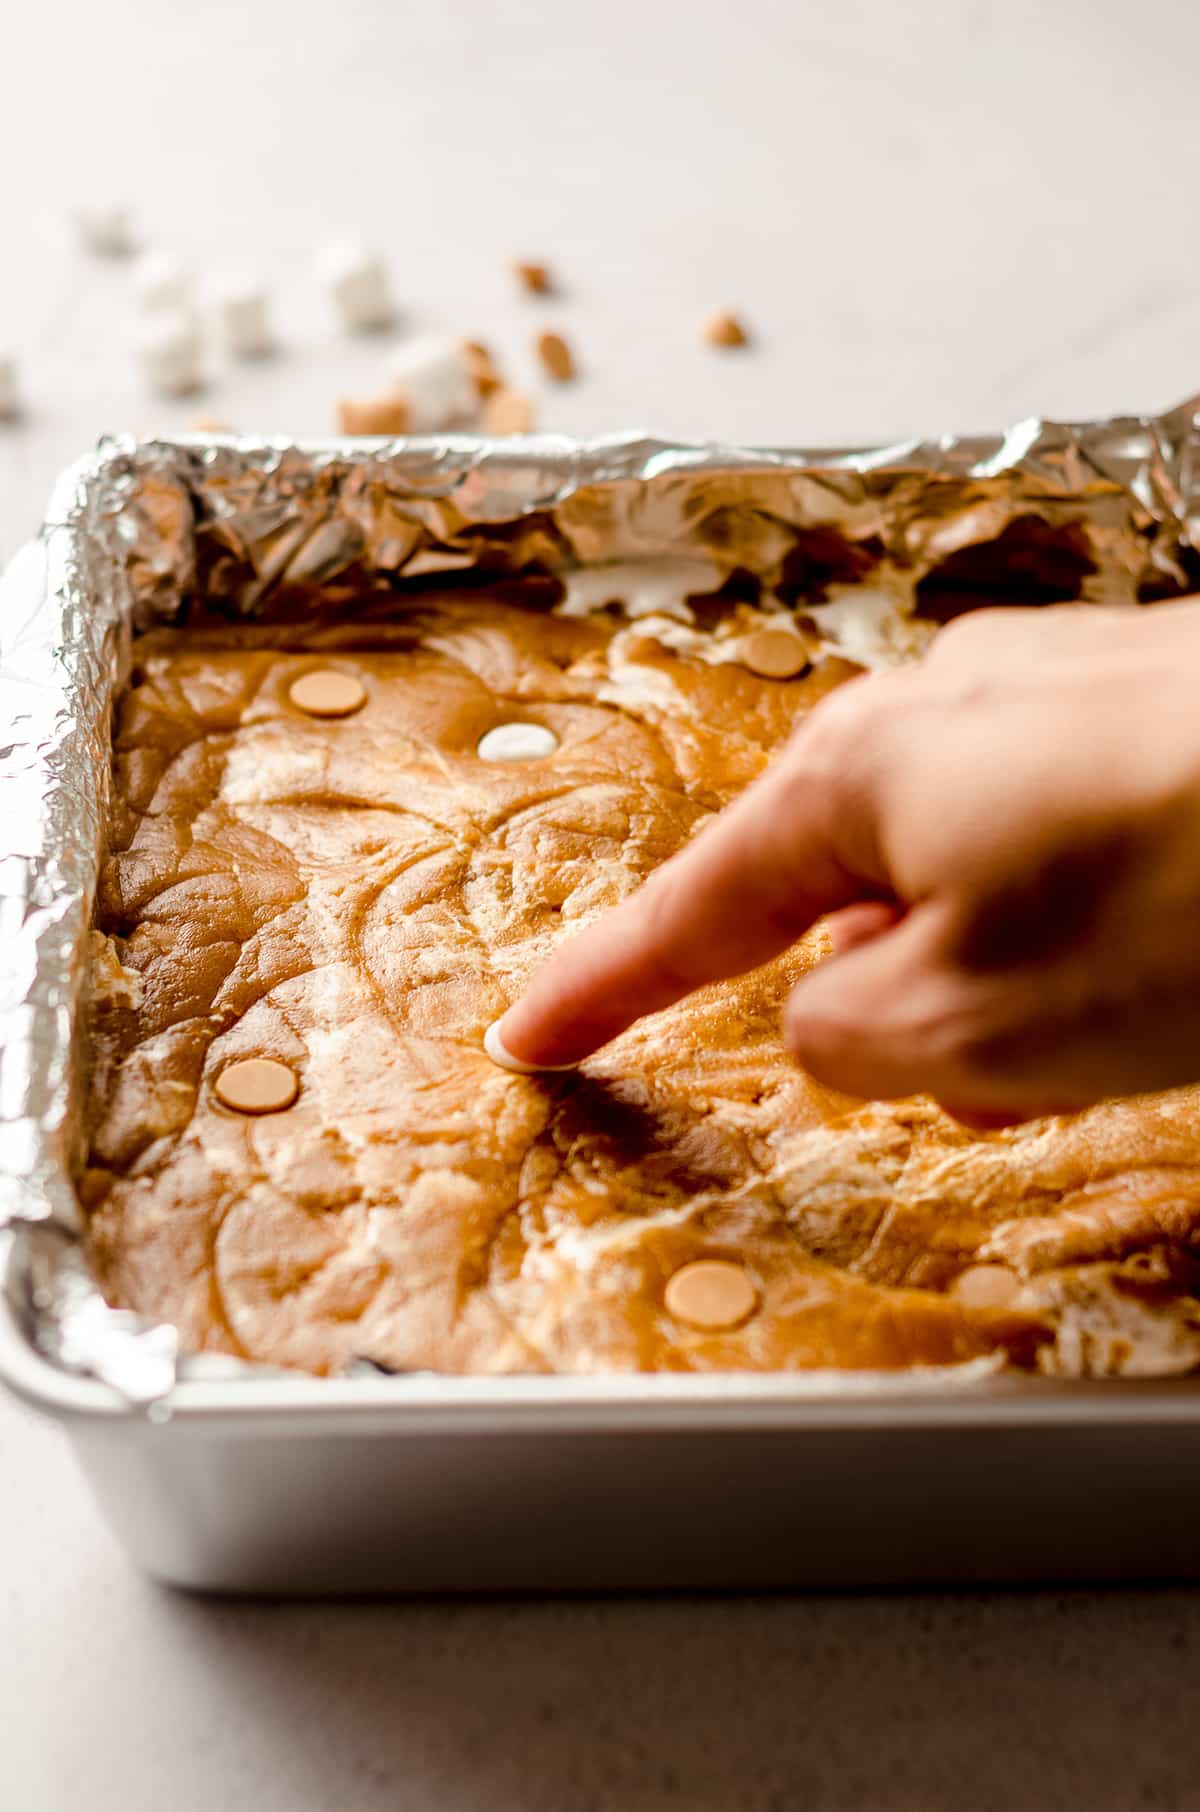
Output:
490 722 883 1069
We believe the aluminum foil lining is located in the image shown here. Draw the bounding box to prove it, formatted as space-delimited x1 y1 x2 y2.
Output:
4 403 1200 1405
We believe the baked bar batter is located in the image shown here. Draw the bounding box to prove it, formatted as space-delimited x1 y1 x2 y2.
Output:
80 591 1200 1376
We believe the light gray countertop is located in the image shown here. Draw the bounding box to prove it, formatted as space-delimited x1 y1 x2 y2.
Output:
4 2 1200 1804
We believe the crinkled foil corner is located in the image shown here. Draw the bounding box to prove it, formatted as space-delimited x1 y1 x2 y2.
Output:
3 404 1200 1405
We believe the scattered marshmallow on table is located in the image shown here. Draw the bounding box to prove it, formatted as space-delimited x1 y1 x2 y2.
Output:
316 237 394 332
134 309 205 396
336 393 411 436
72 204 137 257
0 355 21 420
213 273 275 358
386 335 478 431
482 386 535 436
132 251 192 312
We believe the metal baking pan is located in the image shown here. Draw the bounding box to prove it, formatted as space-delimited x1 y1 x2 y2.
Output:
5 416 1200 1594
9 1292 1200 1591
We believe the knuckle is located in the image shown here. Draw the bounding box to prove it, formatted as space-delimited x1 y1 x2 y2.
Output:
633 869 705 992
928 972 1057 1091
888 963 1005 1067
785 670 895 790
956 1015 1057 1084
784 986 864 1064
783 670 920 878
788 958 1009 1096
929 607 1008 653
927 606 1032 664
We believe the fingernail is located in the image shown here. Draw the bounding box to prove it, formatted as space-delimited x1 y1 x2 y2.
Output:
484 1019 578 1076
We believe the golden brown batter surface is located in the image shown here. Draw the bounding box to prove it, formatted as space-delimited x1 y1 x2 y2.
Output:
81 593 1200 1376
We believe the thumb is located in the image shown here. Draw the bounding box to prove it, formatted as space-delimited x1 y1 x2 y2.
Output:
783 905 979 1103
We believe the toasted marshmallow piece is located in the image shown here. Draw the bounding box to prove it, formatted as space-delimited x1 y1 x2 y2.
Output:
133 251 193 312
336 394 410 436
72 205 137 257
214 274 275 357
483 387 535 435
386 335 478 431
317 238 394 332
134 310 204 396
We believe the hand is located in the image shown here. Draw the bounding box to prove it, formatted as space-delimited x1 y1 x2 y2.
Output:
494 600 1200 1122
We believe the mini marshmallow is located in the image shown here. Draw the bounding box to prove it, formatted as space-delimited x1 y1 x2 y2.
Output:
213 274 275 358
0 355 22 420
316 237 394 332
386 335 478 432
336 394 411 436
133 251 193 312
134 310 205 396
483 387 535 436
72 204 137 257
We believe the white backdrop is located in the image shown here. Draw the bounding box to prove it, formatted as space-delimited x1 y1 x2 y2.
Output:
4 3 1200 1807
3 0 1199 557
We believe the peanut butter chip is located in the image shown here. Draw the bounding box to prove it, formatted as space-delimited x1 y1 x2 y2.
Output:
288 669 367 718
513 259 552 294
460 338 503 398
739 628 810 679
702 311 748 348
476 722 559 762
214 1057 299 1115
951 1263 1022 1310
664 1260 758 1331
535 330 575 382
